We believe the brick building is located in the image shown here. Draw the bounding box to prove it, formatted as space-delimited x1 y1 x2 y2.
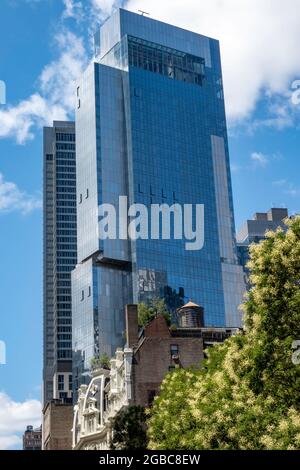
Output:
43 400 73 450
72 304 240 449
126 305 204 406
23 425 42 450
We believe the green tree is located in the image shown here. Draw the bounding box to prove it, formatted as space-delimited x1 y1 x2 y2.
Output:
90 353 110 370
110 406 148 450
147 217 300 450
138 298 171 327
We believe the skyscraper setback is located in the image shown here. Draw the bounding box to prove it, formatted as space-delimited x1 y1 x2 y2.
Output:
43 121 77 405
72 8 245 389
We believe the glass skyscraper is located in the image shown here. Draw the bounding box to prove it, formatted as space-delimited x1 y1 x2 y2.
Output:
43 121 77 405
72 9 245 389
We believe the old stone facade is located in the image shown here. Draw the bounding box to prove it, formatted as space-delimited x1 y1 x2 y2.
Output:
72 349 133 450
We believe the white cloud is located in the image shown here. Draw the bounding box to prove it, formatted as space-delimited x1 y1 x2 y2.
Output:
24 0 42 4
0 94 67 144
39 31 86 112
125 0 300 123
0 392 41 450
286 188 300 196
62 0 84 21
284 182 300 197
91 0 118 19
271 178 300 197
4 0 300 143
247 94 297 133
0 435 21 451
272 179 287 187
0 173 42 214
230 163 242 173
61 0 119 27
250 152 269 167
0 30 87 144
0 1 118 145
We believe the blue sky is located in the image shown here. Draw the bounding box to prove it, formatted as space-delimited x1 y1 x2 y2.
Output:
0 0 300 449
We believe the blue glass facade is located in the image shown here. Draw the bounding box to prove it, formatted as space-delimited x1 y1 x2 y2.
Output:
72 9 245 389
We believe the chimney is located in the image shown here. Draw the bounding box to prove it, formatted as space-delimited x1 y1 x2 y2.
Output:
267 208 288 222
125 304 139 348
253 212 267 221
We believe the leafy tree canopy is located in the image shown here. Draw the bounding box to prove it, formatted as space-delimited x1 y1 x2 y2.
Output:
147 217 300 450
111 406 147 450
90 353 110 370
138 298 171 327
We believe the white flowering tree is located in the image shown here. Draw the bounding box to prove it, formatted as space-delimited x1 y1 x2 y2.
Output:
147 216 300 450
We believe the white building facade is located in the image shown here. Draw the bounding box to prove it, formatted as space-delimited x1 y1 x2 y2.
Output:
72 348 133 450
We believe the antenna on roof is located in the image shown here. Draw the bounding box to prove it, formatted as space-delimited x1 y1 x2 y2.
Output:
138 10 150 16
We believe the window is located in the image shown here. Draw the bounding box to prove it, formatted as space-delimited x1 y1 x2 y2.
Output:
127 35 205 87
58 350 72 359
134 87 140 98
88 286 91 297
46 154 53 161
170 344 179 358
147 390 156 406
81 290 84 301
86 188 89 199
79 193 82 204
77 86 80 97
58 374 64 391
56 143 75 151
69 374 72 392
56 133 75 142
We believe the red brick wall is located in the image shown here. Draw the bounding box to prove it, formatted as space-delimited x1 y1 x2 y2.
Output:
132 316 203 407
